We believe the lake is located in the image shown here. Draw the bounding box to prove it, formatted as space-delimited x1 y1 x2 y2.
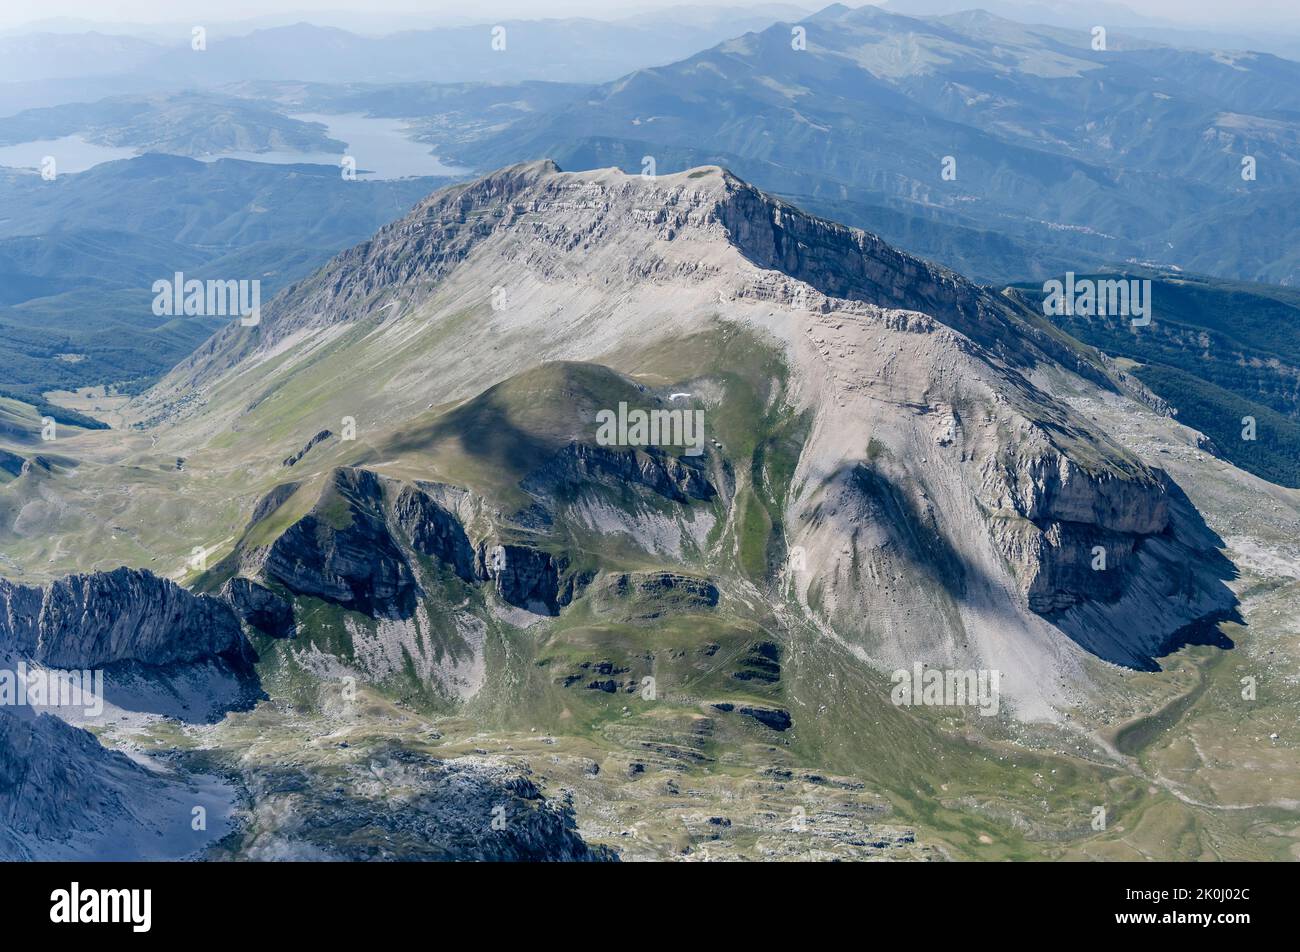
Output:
0 113 467 180
196 113 467 179
0 135 137 174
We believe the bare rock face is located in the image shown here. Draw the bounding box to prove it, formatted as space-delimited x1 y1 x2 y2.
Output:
590 572 720 619
714 175 1117 388
247 480 300 527
0 449 23 479
242 467 582 619
0 566 248 669
282 429 333 467
983 448 1168 536
0 712 175 858
0 708 128 854
0 705 231 861
977 441 1177 622
391 482 477 581
260 468 419 619
524 442 716 504
475 542 563 615
239 747 616 862
220 577 295 639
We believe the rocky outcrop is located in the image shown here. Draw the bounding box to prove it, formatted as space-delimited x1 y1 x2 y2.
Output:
524 442 716 504
0 567 249 669
0 704 237 861
590 571 720 620
240 468 588 620
246 481 301 528
732 641 781 684
282 429 333 467
241 746 616 862
714 173 1119 388
221 577 295 639
979 443 1188 635
391 483 477 581
0 708 136 857
0 449 23 479
18 456 54 478
475 542 563 615
992 519 1133 614
983 449 1168 537
738 705 792 731
261 468 419 619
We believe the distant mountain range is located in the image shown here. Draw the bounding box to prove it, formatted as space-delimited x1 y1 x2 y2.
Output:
0 8 817 88
0 90 343 156
2 4 1298 487
447 5 1300 288
881 0 1300 60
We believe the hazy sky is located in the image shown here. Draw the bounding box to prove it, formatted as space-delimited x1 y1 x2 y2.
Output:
2 0 1296 31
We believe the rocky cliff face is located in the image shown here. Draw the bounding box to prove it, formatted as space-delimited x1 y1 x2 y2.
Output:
782 299 1234 681
259 468 420 619
982 447 1168 536
125 161 1239 713
235 746 615 862
475 542 565 614
0 702 608 862
221 577 295 639
391 482 477 581
523 442 716 504
235 466 576 620
0 449 23 479
232 401 727 626
0 566 249 669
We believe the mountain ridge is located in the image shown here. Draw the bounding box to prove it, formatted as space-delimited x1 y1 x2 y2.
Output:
2 156 1286 862
101 161 1239 715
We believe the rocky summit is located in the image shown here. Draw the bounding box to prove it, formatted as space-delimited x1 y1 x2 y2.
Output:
139 161 1235 697
0 160 1289 863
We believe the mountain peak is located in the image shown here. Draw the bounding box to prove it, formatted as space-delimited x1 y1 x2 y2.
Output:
118 151 1237 710
152 159 1089 395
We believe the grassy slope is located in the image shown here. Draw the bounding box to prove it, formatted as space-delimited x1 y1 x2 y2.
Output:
6 280 1289 859
240 327 1289 860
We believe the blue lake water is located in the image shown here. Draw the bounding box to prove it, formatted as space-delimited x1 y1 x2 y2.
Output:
0 113 466 180
0 135 137 174
196 113 467 179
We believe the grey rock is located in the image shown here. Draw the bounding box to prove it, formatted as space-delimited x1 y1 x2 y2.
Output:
737 705 793 732
246 480 301 529
0 566 249 669
391 483 477 581
242 747 618 862
592 571 720 619
0 449 23 478
282 429 334 467
261 468 419 619
221 577 295 639
527 441 715 504
476 542 562 614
